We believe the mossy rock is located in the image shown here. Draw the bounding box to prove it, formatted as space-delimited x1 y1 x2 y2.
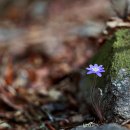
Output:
103 29 130 122
90 29 130 87
80 29 130 122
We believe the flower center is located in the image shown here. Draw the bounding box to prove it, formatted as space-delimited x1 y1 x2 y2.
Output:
92 67 99 72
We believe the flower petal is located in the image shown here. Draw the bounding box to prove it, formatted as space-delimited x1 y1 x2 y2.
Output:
96 72 102 77
87 71 94 74
89 64 93 68
86 67 92 70
100 69 105 72
99 66 104 69
94 64 98 67
99 65 103 67
86 64 105 76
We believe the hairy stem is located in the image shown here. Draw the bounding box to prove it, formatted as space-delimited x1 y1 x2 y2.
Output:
90 75 103 122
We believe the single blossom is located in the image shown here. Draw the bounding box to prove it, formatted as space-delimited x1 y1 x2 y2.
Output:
86 64 105 77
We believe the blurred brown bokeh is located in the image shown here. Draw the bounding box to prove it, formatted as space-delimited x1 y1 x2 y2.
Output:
0 0 130 89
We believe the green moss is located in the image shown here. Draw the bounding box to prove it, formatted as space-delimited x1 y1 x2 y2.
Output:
90 37 114 73
81 29 130 95
87 36 115 88
87 29 130 88
111 29 130 79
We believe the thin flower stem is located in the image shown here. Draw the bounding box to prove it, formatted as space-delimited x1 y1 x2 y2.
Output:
91 75 97 98
90 75 103 121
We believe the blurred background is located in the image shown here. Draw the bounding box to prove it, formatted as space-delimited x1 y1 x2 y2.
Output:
0 0 114 90
0 0 130 129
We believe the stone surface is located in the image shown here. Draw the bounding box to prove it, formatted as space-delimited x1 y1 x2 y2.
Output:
102 30 130 122
113 69 130 119
71 123 128 130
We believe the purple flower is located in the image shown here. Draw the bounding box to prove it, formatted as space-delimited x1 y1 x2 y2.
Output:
86 64 105 77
